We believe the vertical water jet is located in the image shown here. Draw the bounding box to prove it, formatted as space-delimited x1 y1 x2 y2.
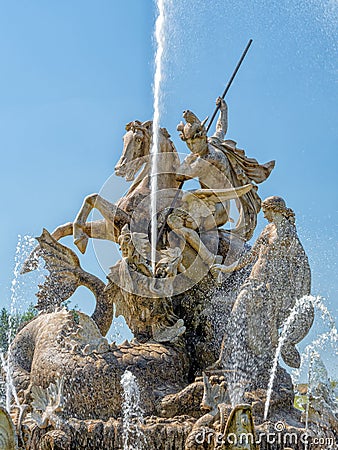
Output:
121 370 146 450
150 0 167 272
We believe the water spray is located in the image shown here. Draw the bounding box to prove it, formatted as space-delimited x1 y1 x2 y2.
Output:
150 0 166 273
156 38 253 247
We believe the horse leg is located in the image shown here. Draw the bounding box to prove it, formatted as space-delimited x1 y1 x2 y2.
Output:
52 220 115 242
214 201 231 228
92 196 130 243
51 222 74 240
73 194 98 253
74 194 130 253
92 196 130 227
85 219 116 241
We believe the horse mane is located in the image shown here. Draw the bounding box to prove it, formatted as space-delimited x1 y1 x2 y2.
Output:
125 120 149 132
118 120 181 205
125 120 175 153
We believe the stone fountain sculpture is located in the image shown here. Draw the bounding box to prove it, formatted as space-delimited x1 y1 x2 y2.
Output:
1 99 332 450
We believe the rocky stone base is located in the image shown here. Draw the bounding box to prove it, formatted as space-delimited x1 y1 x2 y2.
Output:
22 415 337 450
25 415 195 450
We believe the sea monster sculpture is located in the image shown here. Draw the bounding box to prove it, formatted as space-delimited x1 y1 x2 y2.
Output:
25 228 185 343
9 305 188 422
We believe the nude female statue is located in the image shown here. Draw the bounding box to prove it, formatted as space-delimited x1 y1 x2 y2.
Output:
211 196 313 369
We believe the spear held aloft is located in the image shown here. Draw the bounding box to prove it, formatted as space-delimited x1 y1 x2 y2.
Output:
156 39 253 248
206 38 253 133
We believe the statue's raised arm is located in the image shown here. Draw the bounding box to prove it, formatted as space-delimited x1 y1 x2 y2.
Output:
213 97 228 141
176 99 275 240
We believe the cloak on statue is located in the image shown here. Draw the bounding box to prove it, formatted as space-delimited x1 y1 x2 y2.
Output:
208 136 275 240
178 108 275 241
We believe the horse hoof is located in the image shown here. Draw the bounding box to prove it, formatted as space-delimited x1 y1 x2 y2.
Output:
74 234 89 254
73 223 89 254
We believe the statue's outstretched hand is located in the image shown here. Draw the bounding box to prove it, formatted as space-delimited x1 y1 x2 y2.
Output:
216 96 227 111
210 262 237 283
210 263 224 284
210 264 223 277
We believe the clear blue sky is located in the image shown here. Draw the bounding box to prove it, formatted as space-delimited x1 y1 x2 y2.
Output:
0 1 337 375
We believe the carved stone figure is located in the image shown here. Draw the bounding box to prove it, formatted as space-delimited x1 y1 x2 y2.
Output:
0 406 18 449
9 308 188 422
22 121 180 258
22 229 114 336
30 378 65 429
211 196 313 375
184 374 228 450
219 403 257 450
7 96 327 450
302 353 338 434
167 185 253 270
177 98 275 240
107 224 186 342
184 376 257 450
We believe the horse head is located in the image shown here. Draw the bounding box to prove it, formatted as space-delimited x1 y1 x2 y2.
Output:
115 120 152 181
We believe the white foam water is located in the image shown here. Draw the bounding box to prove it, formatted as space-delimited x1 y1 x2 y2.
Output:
264 295 315 420
150 0 167 273
304 350 315 445
292 296 338 386
121 370 146 450
0 351 20 413
264 294 338 421
0 235 41 412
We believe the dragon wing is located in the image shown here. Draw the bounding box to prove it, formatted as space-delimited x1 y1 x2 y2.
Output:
33 229 83 311
186 183 253 205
